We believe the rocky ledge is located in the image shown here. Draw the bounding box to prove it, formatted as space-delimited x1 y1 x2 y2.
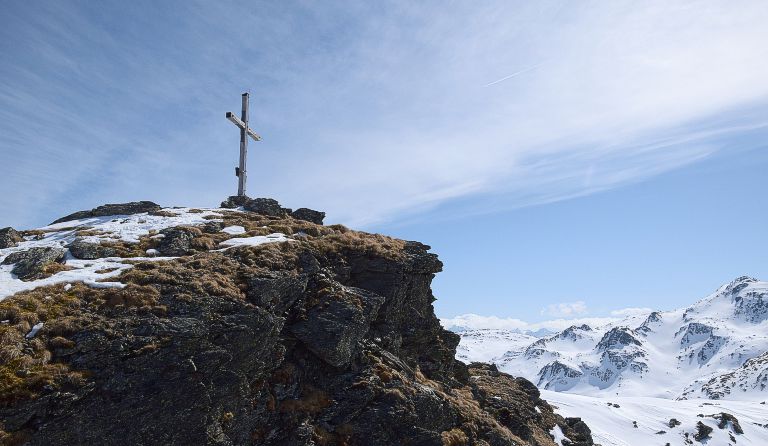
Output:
0 199 594 446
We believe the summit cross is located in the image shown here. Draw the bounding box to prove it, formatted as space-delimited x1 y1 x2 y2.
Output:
226 92 262 197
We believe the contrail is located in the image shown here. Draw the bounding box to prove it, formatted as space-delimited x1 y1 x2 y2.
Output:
484 63 541 87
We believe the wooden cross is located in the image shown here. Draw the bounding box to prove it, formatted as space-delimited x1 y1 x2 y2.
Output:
226 92 262 197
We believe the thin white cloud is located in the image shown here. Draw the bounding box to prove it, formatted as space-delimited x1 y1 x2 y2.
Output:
541 300 588 318
2 1 768 228
440 313 618 333
610 307 653 317
484 63 542 87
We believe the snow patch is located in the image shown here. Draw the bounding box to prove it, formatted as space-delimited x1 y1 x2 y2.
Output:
25 322 43 339
0 207 223 301
549 425 570 446
218 233 290 249
221 225 246 235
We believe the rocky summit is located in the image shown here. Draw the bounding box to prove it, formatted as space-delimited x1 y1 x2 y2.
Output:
0 199 593 446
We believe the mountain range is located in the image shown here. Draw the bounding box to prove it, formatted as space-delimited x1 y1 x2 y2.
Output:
450 276 768 445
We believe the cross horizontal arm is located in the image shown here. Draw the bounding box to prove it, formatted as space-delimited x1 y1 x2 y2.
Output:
225 112 262 141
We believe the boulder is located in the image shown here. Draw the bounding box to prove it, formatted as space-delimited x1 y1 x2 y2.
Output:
0 227 23 249
565 417 595 446
243 198 290 217
694 421 713 441
291 208 325 225
68 238 117 260
52 201 161 224
157 227 197 256
201 221 225 234
715 412 744 434
1 247 66 281
219 195 251 209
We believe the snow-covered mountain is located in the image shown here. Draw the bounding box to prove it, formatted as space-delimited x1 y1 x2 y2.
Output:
455 276 768 401
450 276 768 445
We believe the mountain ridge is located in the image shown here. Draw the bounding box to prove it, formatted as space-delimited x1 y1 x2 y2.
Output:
454 276 768 401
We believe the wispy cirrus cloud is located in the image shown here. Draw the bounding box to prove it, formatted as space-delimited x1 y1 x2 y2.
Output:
541 301 589 318
2 1 768 228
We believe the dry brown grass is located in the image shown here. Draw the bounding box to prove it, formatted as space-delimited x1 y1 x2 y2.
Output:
305 231 406 260
0 281 167 406
121 254 247 300
148 210 177 218
0 428 32 446
40 263 74 277
74 229 108 237
441 428 469 446
99 284 160 309
0 324 87 405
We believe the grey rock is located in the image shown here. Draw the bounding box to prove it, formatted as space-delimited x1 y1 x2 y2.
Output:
290 208 325 225
247 272 308 315
565 417 595 446
290 282 386 367
715 412 744 434
0 227 23 249
202 221 226 234
157 227 197 256
1 247 66 281
694 421 713 441
52 201 161 224
68 238 117 260
243 198 289 217
219 195 251 209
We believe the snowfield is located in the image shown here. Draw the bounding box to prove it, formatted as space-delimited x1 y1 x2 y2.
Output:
543 391 768 446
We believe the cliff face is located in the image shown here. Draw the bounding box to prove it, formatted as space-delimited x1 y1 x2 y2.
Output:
0 201 594 446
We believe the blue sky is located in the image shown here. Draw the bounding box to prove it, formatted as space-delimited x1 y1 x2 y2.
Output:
1 1 767 325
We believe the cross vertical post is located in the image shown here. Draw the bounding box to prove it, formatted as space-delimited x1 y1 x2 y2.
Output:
226 92 262 198
238 93 249 196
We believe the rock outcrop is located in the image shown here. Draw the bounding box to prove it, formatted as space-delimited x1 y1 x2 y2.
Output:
51 201 162 225
0 203 594 446
67 238 117 260
291 208 325 225
1 247 66 281
220 196 325 225
0 227 23 249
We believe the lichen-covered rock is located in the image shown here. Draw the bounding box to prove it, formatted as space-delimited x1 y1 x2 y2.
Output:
157 227 198 256
51 201 161 224
68 238 117 260
1 247 66 280
291 208 325 225
220 195 251 209
564 417 594 446
243 197 290 217
289 277 385 367
246 272 308 314
0 227 23 248
202 221 226 234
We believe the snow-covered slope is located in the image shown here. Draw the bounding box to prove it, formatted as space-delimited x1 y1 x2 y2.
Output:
454 328 538 364
455 276 768 401
451 277 768 444
544 390 768 446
